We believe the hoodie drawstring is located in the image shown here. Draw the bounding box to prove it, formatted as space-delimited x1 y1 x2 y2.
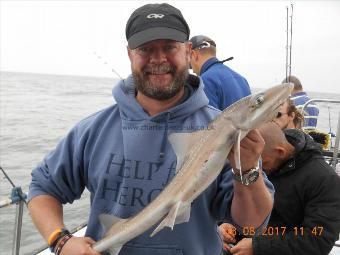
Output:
159 112 171 163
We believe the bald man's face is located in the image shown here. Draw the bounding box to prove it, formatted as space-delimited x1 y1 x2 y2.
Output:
261 147 285 175
259 122 293 174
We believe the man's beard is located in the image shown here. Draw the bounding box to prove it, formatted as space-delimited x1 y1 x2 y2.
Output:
132 63 189 100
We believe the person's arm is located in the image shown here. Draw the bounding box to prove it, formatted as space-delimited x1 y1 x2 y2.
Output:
28 195 64 239
231 173 273 228
28 125 101 254
228 129 273 228
28 195 100 255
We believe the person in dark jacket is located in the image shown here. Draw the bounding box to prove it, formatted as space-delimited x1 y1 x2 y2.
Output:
220 122 340 255
189 35 251 110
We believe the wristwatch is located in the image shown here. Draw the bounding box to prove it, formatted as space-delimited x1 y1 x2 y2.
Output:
232 166 260 186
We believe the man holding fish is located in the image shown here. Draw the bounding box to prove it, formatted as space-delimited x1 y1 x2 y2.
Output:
27 3 291 255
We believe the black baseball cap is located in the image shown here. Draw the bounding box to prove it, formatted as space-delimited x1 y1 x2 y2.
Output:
126 3 190 49
189 35 216 50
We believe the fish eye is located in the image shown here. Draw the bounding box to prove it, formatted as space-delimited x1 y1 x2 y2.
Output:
252 94 264 108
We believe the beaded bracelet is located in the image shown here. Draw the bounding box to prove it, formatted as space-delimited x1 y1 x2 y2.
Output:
55 233 72 255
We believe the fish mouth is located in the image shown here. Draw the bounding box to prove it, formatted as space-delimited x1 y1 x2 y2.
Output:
268 91 290 121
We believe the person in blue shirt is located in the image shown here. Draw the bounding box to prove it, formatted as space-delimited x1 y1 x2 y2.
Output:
282 75 319 129
27 3 273 255
189 35 251 110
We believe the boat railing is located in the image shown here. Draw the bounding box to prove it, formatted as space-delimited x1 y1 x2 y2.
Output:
0 186 27 255
301 98 340 170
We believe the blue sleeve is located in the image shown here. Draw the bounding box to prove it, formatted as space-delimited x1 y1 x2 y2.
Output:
241 78 251 96
202 76 223 110
219 70 251 109
211 166 274 225
202 73 251 110
225 76 251 107
28 126 86 204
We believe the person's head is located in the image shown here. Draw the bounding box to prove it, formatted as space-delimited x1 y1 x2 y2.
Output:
273 99 304 129
281 75 303 94
126 3 191 100
189 35 216 75
259 122 295 175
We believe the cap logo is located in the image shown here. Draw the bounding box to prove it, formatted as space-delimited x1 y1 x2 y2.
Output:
147 13 165 19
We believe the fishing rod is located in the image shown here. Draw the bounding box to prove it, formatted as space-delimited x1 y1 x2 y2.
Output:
285 4 294 82
289 4 294 78
1 165 16 188
93 51 123 80
285 6 289 81
0 166 27 207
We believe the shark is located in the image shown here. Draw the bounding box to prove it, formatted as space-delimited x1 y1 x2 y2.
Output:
92 83 293 254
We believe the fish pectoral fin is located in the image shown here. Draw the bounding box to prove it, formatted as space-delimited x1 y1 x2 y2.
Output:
233 130 250 182
150 201 191 237
99 213 126 235
233 130 242 180
168 131 204 173
174 201 191 224
107 245 123 255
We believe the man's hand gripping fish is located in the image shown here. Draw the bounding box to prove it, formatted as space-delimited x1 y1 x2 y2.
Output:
92 83 293 254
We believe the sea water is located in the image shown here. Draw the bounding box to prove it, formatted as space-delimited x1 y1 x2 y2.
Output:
0 71 115 254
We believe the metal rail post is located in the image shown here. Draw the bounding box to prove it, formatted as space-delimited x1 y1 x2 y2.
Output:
8 186 26 255
332 112 340 169
12 199 24 255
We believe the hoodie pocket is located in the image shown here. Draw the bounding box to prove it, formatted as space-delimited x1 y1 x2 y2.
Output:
118 244 184 255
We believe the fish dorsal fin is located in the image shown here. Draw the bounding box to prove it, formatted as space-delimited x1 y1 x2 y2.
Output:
99 214 125 235
168 131 204 173
150 201 191 237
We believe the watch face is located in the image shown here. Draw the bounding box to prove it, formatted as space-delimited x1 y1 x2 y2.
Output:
246 170 259 185
233 168 260 185
240 169 259 185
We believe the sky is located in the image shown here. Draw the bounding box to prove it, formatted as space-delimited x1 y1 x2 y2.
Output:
1 0 340 94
